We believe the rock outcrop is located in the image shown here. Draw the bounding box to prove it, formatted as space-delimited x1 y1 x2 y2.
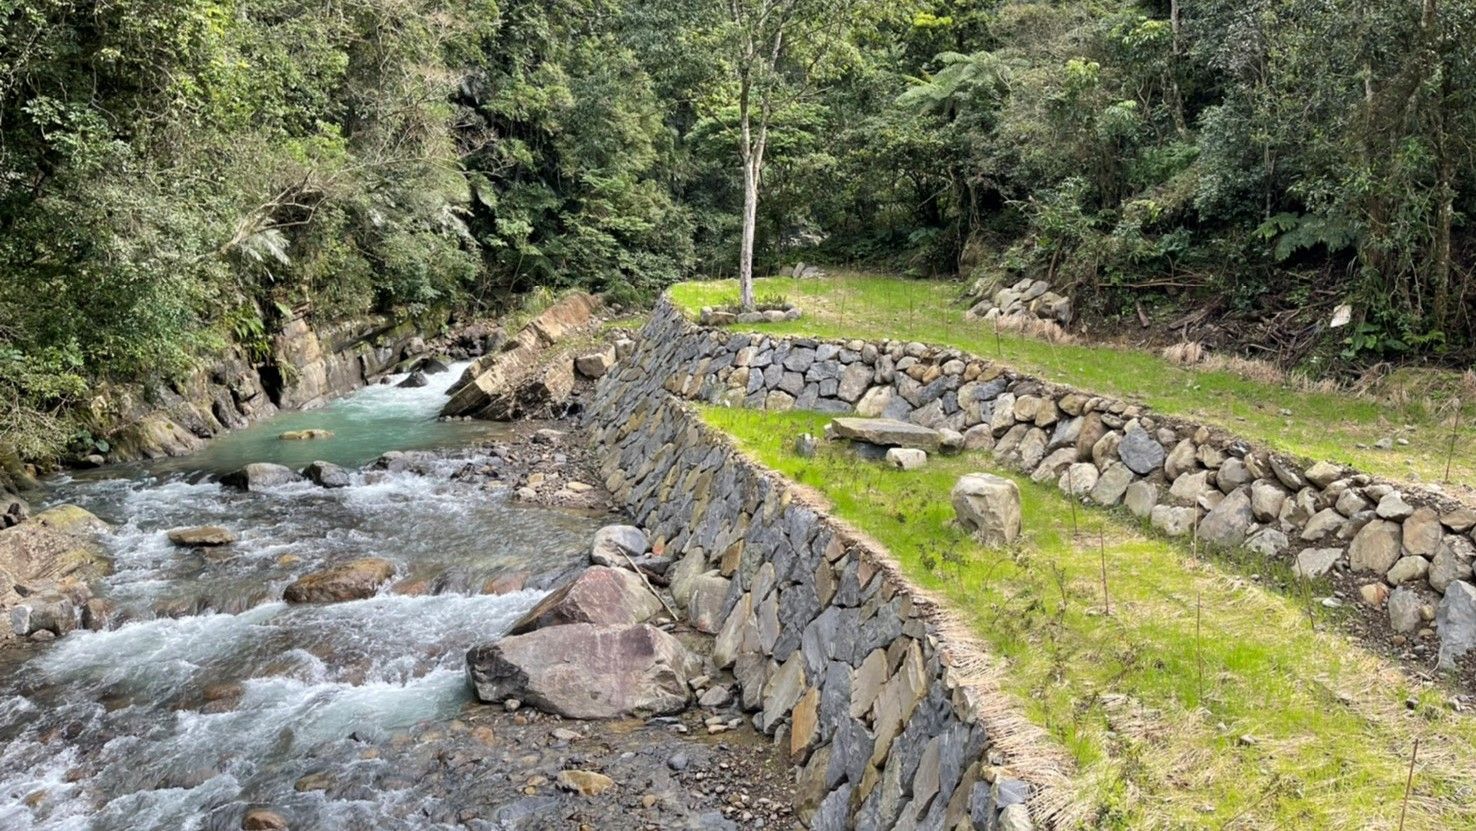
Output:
1 504 111 639
441 292 600 420
466 623 693 719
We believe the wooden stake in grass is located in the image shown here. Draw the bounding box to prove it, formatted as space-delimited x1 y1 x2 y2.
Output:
1398 737 1419 831
1195 590 1205 706
1066 466 1079 539
993 316 1002 357
1098 528 1111 616
1445 399 1462 484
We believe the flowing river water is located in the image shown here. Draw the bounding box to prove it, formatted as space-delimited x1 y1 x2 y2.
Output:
0 365 621 829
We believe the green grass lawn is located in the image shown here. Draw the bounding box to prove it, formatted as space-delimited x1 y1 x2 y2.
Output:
700 405 1476 831
669 275 1475 490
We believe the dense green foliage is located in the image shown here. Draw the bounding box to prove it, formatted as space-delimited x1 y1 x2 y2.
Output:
3 0 1474 458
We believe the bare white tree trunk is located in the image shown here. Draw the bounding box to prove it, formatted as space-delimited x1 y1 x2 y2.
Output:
739 156 759 310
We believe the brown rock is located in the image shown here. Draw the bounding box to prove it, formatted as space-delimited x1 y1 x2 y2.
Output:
282 558 395 603
167 526 236 547
242 808 288 830
482 572 528 595
556 769 614 796
509 566 661 634
466 623 692 719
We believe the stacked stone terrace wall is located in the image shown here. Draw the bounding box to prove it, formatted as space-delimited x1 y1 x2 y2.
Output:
586 306 1066 830
601 298 1476 675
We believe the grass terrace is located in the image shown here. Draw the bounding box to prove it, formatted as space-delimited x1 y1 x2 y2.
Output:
669 275 1476 491
699 405 1476 831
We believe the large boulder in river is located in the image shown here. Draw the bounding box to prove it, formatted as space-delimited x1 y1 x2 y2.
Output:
951 473 1021 546
510 566 662 634
283 558 395 603
303 461 351 489
222 463 302 491
0 505 111 638
466 623 692 719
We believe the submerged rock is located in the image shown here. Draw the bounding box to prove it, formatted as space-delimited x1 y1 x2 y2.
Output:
222 463 302 491
466 623 692 719
283 558 395 603
509 566 662 634
278 429 334 441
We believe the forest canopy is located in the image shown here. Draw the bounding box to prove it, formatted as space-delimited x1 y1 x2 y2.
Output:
2 0 1474 456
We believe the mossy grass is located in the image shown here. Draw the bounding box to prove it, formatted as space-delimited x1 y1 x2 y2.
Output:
669 275 1476 488
699 404 1476 830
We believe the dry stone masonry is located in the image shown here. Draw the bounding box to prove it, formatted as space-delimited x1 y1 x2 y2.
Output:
604 298 1476 677
586 306 1075 831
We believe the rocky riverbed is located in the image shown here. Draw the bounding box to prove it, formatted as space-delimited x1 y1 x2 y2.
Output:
0 359 796 830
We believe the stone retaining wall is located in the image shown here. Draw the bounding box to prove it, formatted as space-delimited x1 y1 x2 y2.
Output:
605 297 1476 677
587 308 1071 830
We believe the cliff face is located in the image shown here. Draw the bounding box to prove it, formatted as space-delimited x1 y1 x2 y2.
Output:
85 312 436 464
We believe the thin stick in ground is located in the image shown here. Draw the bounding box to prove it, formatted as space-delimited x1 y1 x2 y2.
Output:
1098 527 1110 616
1445 400 1462 483
1196 590 1205 707
1399 737 1419 831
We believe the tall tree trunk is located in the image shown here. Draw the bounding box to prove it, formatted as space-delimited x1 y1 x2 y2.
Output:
739 154 759 310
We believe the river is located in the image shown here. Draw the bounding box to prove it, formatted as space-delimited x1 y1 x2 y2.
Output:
0 364 616 829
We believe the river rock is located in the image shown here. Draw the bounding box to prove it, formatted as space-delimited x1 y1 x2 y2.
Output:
466 623 692 719
556 769 615 796
222 463 302 491
829 418 943 451
241 807 289 830
167 526 237 547
397 370 429 388
1436 581 1476 670
590 525 649 566
509 566 662 634
282 558 395 603
302 461 351 489
951 473 1021 546
1 505 111 636
278 429 334 441
10 591 76 637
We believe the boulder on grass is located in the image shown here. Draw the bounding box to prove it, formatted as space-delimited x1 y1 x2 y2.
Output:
466 623 692 719
885 448 928 470
283 558 395 603
951 473 1022 547
829 418 943 452
509 566 662 634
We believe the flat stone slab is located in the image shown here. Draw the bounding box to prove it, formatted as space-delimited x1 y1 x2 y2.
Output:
829 418 942 451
